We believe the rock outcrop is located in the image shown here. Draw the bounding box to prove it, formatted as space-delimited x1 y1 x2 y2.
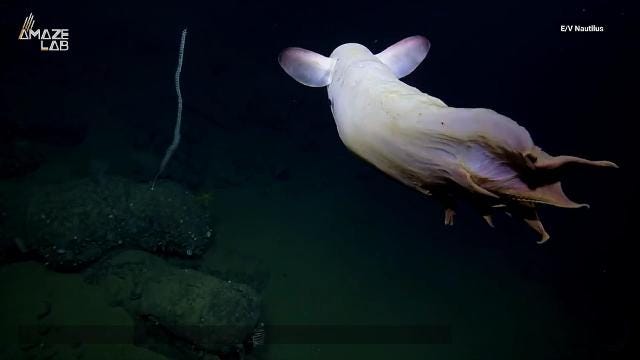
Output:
24 177 213 269
86 250 261 355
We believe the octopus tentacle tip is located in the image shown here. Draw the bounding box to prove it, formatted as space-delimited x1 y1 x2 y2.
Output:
565 201 590 209
534 154 620 170
537 233 551 244
444 208 455 226
588 160 619 168
482 215 495 228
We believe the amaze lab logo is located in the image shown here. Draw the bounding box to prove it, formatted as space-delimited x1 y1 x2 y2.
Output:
18 13 70 52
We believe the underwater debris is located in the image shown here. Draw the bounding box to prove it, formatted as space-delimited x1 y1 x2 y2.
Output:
248 322 265 347
152 28 188 190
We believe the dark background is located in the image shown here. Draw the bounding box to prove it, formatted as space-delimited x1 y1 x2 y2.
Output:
0 0 635 358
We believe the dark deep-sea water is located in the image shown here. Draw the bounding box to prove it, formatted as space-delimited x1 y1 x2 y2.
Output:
0 0 633 359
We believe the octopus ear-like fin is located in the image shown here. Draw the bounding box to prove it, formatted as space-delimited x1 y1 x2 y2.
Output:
278 47 335 87
376 35 430 78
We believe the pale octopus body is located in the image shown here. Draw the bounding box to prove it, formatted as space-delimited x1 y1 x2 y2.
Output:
280 36 617 242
